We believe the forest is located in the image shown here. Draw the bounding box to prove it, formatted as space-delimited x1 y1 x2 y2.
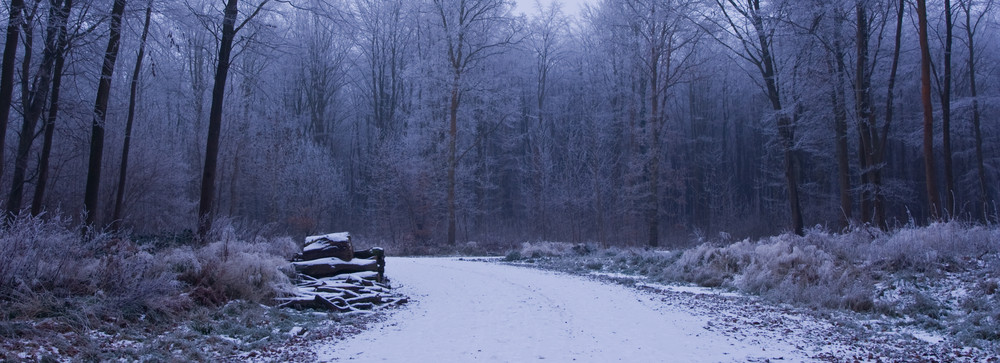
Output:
0 0 997 247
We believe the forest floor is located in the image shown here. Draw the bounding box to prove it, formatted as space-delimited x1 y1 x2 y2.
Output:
305 257 997 362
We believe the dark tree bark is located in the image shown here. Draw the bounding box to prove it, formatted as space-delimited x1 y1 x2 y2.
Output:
0 0 27 181
714 0 803 235
958 0 989 221
940 0 955 218
197 0 240 240
431 0 514 245
916 0 942 221
751 1 803 235
446 71 459 245
870 0 906 228
82 0 127 230
829 6 852 228
111 0 152 232
197 0 269 240
6 0 69 219
31 0 71 216
854 1 886 228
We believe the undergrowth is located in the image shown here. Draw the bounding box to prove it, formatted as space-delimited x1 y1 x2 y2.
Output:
505 222 1000 351
0 214 357 361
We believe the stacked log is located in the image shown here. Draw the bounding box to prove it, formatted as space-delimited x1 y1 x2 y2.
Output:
279 232 403 312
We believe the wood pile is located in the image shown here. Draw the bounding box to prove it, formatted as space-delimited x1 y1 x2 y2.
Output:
278 232 406 312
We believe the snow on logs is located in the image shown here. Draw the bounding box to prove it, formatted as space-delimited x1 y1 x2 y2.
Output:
300 232 354 261
280 232 403 312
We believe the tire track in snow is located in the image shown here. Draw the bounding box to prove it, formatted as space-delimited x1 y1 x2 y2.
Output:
315 257 811 362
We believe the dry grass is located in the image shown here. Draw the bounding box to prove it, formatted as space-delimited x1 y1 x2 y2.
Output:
0 215 335 361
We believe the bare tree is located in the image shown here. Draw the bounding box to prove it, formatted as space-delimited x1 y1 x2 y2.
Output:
4 0 70 219
111 0 153 231
957 0 993 221
935 0 956 217
526 0 568 239
0 0 27 181
196 0 271 240
916 0 942 220
82 0 128 230
708 0 804 235
621 0 697 246
30 0 73 216
430 0 518 245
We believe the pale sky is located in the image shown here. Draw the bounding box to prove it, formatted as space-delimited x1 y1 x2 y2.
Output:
513 0 593 17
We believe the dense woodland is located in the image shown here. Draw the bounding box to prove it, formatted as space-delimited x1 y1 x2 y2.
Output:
0 0 997 247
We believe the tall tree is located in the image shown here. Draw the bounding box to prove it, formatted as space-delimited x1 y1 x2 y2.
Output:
111 0 153 231
0 0 27 180
958 0 992 221
710 0 804 235
5 0 70 218
619 0 697 246
870 0 905 228
853 0 891 228
828 2 853 228
30 0 72 216
527 0 567 239
430 0 517 245
938 0 956 217
916 0 941 220
83 0 127 230
197 0 271 239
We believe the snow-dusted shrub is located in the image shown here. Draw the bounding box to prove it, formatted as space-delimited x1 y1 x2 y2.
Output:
163 235 296 305
92 239 187 319
736 236 873 310
0 215 187 323
665 235 874 310
871 222 999 272
517 241 578 259
666 240 753 287
0 215 93 298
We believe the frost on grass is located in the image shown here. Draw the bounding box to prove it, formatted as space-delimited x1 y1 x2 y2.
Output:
506 222 1000 352
0 215 359 361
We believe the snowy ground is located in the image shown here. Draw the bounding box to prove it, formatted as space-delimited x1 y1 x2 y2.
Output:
316 257 824 362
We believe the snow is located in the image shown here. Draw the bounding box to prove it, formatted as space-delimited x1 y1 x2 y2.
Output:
292 257 375 268
905 329 945 344
305 232 350 248
637 282 743 298
590 271 741 298
329 271 379 281
314 257 811 362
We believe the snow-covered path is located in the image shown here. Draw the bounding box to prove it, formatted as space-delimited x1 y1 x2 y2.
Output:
315 257 812 362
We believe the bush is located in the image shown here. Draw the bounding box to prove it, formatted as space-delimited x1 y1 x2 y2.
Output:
0 215 298 328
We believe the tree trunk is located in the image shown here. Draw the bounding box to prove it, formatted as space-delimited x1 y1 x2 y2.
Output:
873 0 906 229
0 0 26 181
197 0 240 240
916 0 942 221
83 0 127 230
829 55 851 228
854 2 885 228
647 27 661 248
960 0 988 221
31 0 71 216
6 0 68 218
940 0 955 218
830 7 852 228
111 0 152 232
446 71 459 245
751 2 803 236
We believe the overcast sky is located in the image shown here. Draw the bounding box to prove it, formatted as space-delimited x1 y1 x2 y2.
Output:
512 0 593 17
